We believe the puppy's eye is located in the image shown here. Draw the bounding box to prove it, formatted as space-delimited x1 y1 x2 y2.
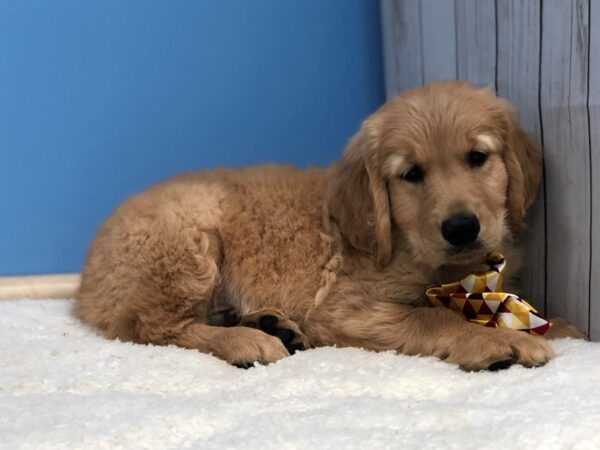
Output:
468 150 488 168
401 165 424 183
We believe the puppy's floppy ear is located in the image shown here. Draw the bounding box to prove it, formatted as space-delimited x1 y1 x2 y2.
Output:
326 120 392 266
501 105 542 236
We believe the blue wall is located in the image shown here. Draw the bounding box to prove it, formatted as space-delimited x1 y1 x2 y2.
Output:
0 1 384 276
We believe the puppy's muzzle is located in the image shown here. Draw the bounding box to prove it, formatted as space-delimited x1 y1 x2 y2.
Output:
441 212 480 247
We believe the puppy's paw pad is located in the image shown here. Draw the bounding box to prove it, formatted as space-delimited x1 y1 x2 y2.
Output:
487 359 514 371
242 310 310 355
286 343 305 355
244 313 308 354
258 316 304 353
273 327 296 345
258 315 279 334
234 361 256 370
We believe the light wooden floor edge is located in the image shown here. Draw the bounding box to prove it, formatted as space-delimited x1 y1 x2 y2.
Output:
0 273 80 300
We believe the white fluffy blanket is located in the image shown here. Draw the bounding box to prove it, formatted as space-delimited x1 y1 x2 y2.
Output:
1 300 600 449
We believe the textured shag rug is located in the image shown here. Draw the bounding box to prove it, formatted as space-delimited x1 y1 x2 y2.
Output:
1 299 600 449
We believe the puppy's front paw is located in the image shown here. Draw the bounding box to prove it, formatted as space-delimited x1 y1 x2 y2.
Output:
210 327 289 367
505 330 554 367
440 328 553 371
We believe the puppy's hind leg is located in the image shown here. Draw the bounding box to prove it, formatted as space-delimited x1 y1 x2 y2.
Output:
545 317 587 340
77 201 288 367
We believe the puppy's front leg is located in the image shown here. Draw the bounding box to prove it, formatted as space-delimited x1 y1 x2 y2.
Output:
306 301 553 371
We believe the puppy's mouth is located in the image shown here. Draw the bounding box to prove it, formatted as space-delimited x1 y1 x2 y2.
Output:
444 241 485 262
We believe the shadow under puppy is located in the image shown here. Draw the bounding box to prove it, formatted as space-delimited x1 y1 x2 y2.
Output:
76 81 580 371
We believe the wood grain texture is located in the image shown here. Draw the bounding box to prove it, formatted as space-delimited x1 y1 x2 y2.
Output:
588 0 600 340
380 0 423 96
420 0 457 83
454 0 496 88
495 0 546 313
540 0 591 334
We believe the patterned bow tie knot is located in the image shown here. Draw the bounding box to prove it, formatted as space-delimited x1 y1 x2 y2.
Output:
426 252 551 336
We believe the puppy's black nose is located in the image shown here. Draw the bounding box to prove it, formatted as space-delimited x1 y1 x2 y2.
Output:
441 212 480 246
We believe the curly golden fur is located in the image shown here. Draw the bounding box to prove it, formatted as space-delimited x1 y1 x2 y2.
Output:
77 81 575 370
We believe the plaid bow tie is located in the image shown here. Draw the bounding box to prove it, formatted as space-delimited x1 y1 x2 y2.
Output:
426 252 551 336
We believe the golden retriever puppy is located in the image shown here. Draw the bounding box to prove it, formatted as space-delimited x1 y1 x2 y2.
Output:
77 81 556 371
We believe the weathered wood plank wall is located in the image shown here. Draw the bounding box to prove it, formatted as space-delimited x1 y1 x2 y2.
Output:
541 0 591 337
589 1 600 339
381 0 598 339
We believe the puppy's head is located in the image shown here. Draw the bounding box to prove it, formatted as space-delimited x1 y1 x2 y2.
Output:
327 81 541 268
